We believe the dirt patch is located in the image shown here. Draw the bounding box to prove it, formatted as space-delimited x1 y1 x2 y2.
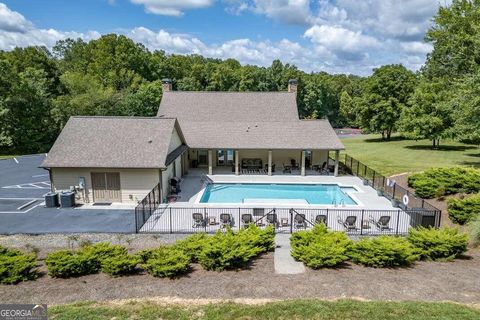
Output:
1 249 480 305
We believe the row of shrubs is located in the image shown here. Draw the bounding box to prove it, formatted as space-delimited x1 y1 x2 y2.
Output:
0 246 38 284
43 224 275 280
447 193 480 224
291 224 468 269
408 167 480 199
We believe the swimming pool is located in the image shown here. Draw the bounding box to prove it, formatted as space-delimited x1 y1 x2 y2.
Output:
199 183 358 205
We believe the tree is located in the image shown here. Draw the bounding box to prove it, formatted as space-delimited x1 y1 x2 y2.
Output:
358 65 416 140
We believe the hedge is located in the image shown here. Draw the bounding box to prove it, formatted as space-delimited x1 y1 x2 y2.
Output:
291 224 352 268
408 167 480 199
101 255 139 277
142 247 190 278
349 236 420 268
407 227 468 261
447 193 480 224
0 246 38 284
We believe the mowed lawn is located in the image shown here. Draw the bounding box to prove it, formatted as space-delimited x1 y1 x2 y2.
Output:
341 135 480 176
49 300 480 320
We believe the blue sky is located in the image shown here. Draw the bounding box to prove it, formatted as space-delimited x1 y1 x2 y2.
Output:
0 0 451 75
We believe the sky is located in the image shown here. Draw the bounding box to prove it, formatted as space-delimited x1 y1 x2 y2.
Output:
0 0 452 76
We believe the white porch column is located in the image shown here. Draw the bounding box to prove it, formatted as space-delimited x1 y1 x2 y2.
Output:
301 150 306 176
334 150 340 177
268 150 272 176
235 150 239 175
208 149 213 175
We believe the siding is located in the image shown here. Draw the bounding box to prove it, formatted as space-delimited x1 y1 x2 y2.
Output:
168 127 183 154
51 168 159 204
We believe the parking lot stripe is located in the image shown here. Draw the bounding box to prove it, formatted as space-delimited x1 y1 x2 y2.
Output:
17 199 37 210
32 174 49 178
13 157 18 164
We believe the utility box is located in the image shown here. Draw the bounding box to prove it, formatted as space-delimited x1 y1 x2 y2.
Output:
60 191 75 208
44 192 59 208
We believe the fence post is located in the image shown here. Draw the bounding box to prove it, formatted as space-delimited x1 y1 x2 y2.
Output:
421 199 425 209
238 208 241 231
290 209 293 234
372 171 376 188
392 183 396 200
360 209 364 235
396 210 400 235
356 161 360 176
350 156 353 172
134 208 138 233
204 207 207 233
437 210 442 228
169 207 172 234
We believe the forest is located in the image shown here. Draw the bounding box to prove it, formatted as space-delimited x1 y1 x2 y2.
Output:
0 0 479 154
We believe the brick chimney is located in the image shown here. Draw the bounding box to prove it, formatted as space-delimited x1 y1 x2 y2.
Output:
162 78 172 92
288 79 298 94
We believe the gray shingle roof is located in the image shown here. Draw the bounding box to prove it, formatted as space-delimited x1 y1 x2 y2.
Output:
179 119 344 150
157 91 299 122
41 117 183 169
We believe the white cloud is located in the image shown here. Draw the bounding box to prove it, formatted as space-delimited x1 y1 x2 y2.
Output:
250 0 311 25
130 0 214 16
304 25 380 61
0 3 32 33
400 41 432 55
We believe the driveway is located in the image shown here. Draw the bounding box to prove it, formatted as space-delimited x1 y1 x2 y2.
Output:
0 155 135 234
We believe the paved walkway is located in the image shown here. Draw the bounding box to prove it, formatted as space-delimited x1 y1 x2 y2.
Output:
274 233 305 274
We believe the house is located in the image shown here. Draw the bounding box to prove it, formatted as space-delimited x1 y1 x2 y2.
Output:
41 79 344 205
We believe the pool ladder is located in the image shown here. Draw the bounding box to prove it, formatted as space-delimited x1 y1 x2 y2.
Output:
332 199 346 207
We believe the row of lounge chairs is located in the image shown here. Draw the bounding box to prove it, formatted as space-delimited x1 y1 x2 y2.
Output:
192 212 391 231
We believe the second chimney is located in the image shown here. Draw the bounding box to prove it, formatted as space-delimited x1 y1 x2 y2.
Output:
288 79 298 93
162 78 172 92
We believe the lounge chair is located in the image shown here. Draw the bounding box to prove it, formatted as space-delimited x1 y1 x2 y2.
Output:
192 213 205 228
241 213 253 227
282 164 291 174
290 159 299 170
220 213 232 228
266 213 278 227
294 213 307 229
369 215 391 231
337 215 357 231
319 161 329 175
315 214 327 226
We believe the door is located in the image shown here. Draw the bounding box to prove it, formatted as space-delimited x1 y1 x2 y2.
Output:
217 149 234 166
91 172 121 203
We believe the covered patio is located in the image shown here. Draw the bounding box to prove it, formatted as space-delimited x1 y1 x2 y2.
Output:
186 148 341 177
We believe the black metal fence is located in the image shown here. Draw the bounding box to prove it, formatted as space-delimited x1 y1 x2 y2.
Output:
343 154 442 216
135 206 440 235
134 183 162 233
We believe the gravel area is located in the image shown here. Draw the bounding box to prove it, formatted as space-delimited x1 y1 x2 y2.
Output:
0 233 479 305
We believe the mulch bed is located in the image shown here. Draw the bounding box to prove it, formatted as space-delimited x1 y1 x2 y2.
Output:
1 249 480 305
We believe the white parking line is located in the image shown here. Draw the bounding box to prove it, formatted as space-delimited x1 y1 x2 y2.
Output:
17 199 37 210
13 157 18 164
32 174 49 178
0 198 44 214
2 181 51 189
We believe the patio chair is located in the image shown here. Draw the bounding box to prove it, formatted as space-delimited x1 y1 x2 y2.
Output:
369 215 391 231
319 161 329 175
266 213 278 227
337 215 357 231
294 213 307 229
290 159 299 170
192 213 205 228
241 213 253 227
282 164 291 174
220 213 232 228
315 214 327 226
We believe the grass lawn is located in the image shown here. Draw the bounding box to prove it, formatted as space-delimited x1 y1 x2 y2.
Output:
49 299 480 320
341 135 480 176
0 155 16 160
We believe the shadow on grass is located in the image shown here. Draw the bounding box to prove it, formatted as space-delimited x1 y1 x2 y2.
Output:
465 153 480 158
404 145 477 152
459 161 480 168
363 136 409 143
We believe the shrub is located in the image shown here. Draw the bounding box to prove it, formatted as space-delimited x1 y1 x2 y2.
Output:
173 233 209 262
468 215 480 247
447 194 480 224
101 255 139 277
349 236 420 268
45 250 97 278
142 247 190 278
408 167 480 199
290 224 351 269
407 227 468 261
0 246 38 284
80 242 128 269
198 227 269 271
237 224 275 253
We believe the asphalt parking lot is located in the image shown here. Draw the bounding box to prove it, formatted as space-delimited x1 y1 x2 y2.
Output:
0 155 135 234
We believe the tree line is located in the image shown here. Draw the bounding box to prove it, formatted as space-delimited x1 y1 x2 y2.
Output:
0 0 478 154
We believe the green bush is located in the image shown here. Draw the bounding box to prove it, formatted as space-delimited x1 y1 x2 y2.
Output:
408 167 480 199
142 247 190 278
80 242 128 271
291 224 352 268
408 227 469 261
101 255 139 277
447 193 480 224
198 225 274 271
173 233 209 262
349 236 420 268
0 246 38 284
45 250 97 278
468 215 480 247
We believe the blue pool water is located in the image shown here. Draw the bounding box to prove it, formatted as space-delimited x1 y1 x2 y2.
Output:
199 183 357 205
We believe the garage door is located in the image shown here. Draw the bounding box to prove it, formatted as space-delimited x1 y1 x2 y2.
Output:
91 172 121 203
